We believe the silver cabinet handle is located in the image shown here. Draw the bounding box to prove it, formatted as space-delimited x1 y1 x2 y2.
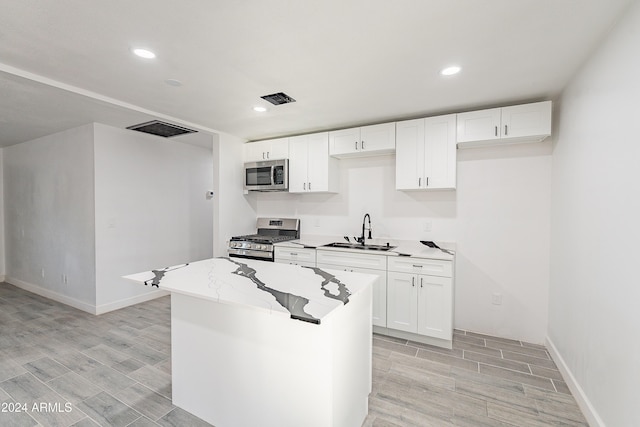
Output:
420 277 423 288
355 141 358 150
290 252 298 256
412 264 423 268
262 152 266 159
504 125 508 136
362 141 365 149
418 177 421 187
267 151 270 159
426 177 429 187
412 277 415 287
308 182 311 190
494 126 498 137
303 182 306 190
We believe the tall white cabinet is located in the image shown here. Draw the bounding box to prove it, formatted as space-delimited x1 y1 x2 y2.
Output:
396 114 457 190
288 132 338 193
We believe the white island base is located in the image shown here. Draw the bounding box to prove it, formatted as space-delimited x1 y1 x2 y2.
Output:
171 286 372 427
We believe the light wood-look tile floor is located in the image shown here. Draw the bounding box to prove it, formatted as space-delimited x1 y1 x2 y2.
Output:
0 283 587 426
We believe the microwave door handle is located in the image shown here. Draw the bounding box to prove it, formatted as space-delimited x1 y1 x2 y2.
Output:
271 165 276 186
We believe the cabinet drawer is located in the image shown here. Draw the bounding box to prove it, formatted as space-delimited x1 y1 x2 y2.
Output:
388 257 452 277
274 247 316 264
316 250 387 271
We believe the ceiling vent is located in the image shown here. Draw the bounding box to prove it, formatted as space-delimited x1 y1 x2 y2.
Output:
260 92 296 105
126 120 197 138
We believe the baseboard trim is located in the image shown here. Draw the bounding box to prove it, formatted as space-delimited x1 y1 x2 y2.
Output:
6 277 98 314
546 336 603 427
95 289 169 315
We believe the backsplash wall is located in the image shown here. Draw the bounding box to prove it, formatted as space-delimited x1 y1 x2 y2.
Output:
252 154 458 241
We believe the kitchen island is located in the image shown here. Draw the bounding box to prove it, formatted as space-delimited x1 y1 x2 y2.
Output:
124 257 374 427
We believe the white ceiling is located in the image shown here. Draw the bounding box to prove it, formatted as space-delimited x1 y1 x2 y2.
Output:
0 0 633 147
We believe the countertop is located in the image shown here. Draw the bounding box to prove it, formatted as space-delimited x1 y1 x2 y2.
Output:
123 257 375 325
275 234 455 261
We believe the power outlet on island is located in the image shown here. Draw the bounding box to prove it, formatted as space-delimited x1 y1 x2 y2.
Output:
422 221 432 232
492 292 503 305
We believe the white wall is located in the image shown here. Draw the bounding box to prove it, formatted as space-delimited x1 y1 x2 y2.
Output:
94 123 214 311
549 2 640 426
3 124 97 308
253 147 552 343
212 132 256 256
456 143 551 343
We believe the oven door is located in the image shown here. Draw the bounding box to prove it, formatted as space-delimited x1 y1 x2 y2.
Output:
228 248 274 261
244 159 288 191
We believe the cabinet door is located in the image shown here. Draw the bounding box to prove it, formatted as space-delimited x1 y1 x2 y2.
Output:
501 101 552 139
351 266 387 328
316 262 387 327
360 122 396 153
306 132 330 192
456 108 501 143
267 137 289 160
243 140 270 162
395 118 425 190
329 128 360 156
424 114 457 189
387 272 418 333
288 135 309 193
417 275 452 340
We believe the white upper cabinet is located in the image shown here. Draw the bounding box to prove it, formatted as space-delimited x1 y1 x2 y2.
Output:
243 137 289 162
329 122 396 158
396 114 456 190
456 101 552 147
288 132 338 193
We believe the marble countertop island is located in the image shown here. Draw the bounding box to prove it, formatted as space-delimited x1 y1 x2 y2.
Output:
124 257 374 427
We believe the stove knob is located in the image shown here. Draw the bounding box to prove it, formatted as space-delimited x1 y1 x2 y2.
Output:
229 242 236 248
261 245 267 250
250 244 257 249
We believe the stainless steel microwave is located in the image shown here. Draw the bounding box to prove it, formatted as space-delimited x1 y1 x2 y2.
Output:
244 159 289 191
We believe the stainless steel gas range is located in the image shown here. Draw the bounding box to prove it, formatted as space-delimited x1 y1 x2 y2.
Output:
228 217 300 261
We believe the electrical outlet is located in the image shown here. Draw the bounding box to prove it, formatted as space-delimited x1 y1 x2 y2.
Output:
41 269 45 278
492 292 502 305
423 221 432 232
62 274 68 284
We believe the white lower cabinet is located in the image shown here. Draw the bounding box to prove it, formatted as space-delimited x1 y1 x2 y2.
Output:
274 247 316 267
387 272 452 340
316 250 387 327
386 256 453 342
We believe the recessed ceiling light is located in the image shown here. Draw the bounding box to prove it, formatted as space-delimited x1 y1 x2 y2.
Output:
165 79 182 87
132 48 156 59
440 65 461 76
253 106 267 112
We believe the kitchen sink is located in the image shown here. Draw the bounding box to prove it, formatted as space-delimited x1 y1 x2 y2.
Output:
323 242 396 251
